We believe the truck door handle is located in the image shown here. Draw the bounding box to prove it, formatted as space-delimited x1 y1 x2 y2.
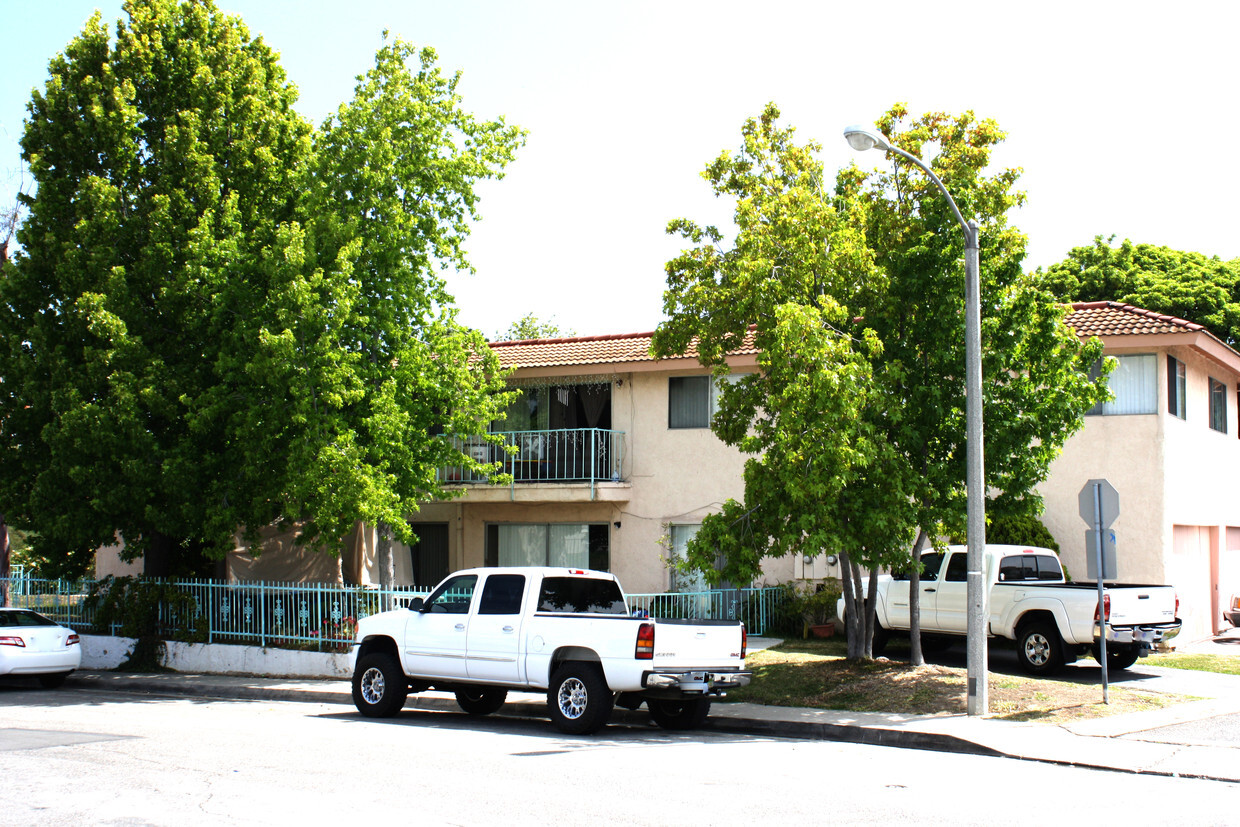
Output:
502 625 514 633
455 623 465 631
923 588 936 593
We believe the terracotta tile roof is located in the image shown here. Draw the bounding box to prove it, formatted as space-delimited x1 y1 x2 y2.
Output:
490 304 1225 371
490 328 758 370
1065 301 1207 338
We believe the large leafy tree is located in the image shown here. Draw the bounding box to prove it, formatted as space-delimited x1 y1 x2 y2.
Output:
0 1 521 578
655 103 1106 659
1035 236 1240 345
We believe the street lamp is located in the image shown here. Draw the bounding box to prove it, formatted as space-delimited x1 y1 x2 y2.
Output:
844 124 988 716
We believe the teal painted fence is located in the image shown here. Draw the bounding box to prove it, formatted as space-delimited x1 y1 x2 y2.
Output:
1 575 790 651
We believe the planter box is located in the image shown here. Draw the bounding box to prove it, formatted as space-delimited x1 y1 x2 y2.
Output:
809 623 835 639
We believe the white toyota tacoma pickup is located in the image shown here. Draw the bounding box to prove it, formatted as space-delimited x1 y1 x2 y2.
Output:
839 544 1181 675
351 566 751 734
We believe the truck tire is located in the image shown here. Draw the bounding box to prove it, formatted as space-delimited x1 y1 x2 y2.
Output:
648 697 712 730
455 686 508 715
547 662 614 735
1091 643 1140 671
1016 621 1065 676
352 652 408 718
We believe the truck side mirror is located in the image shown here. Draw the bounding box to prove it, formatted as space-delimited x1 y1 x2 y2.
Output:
407 597 425 612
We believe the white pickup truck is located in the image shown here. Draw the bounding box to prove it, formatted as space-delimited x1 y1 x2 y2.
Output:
839 544 1181 675
350 566 751 734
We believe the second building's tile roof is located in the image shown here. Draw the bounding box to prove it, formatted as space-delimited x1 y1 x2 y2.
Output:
1065 301 1206 338
490 328 758 369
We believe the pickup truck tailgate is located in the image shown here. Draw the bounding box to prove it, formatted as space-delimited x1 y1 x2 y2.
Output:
1107 585 1178 626
648 619 746 667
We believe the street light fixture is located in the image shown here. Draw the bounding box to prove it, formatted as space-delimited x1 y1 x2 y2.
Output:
844 124 989 716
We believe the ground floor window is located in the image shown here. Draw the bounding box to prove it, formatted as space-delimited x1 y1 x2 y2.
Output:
410 523 450 588
669 524 708 591
484 523 609 571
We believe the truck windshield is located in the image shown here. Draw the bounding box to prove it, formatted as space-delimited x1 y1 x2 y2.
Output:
537 577 628 615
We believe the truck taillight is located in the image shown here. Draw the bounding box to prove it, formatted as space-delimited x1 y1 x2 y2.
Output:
1094 594 1111 623
1176 593 1181 617
635 623 655 660
741 624 748 658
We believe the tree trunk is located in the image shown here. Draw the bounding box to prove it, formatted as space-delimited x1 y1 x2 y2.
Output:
909 529 930 667
377 522 395 611
864 565 879 659
0 513 10 608
841 551 863 658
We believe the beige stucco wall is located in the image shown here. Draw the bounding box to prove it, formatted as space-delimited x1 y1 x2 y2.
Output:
1038 343 1240 640
400 359 825 595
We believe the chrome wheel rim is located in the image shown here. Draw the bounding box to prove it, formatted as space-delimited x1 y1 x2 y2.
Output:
361 666 386 704
1024 633 1050 666
557 677 588 719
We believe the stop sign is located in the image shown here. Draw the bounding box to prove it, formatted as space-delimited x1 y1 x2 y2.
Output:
1079 479 1119 528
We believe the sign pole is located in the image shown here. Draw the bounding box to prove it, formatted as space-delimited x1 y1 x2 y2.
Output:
1092 482 1109 703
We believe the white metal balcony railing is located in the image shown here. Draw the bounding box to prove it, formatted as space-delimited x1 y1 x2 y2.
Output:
439 429 625 491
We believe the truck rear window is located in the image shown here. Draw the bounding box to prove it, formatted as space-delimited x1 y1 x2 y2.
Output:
537 577 627 615
998 554 1063 581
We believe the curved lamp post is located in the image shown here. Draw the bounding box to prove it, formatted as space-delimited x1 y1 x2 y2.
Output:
844 125 988 716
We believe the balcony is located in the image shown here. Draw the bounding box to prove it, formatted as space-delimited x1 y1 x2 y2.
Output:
440 428 628 502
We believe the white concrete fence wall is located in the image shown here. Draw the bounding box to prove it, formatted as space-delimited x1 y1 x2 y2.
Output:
81 634 352 678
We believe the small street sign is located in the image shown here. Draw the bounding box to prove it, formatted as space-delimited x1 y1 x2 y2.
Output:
1085 529 1117 580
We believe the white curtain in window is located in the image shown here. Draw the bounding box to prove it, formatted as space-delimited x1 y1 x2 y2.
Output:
549 524 589 568
497 525 545 567
1101 354 1157 415
670 524 708 592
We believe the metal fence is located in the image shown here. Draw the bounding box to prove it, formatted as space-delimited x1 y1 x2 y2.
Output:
626 587 790 637
440 428 626 490
1 576 790 651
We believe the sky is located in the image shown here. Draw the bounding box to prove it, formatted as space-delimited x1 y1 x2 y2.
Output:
3 1 1238 338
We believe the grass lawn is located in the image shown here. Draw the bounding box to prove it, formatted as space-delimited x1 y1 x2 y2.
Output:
1143 651 1240 675
725 637 1195 723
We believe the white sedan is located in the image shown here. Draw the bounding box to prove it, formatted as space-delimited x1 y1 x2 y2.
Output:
0 608 81 688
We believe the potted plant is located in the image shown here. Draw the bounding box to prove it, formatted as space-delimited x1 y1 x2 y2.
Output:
792 579 841 639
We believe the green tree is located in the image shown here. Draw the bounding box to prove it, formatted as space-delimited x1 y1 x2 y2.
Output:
494 312 576 341
1035 236 1240 345
0 1 522 579
655 104 1106 660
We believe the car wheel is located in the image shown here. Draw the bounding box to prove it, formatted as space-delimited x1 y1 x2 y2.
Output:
37 672 70 689
1091 643 1140 671
547 662 613 735
455 686 508 715
352 652 408 718
1016 621 1065 676
648 697 712 730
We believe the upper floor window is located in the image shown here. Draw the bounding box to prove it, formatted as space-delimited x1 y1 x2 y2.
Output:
1167 356 1186 419
1088 354 1157 416
668 374 737 429
1210 377 1228 433
669 376 711 428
